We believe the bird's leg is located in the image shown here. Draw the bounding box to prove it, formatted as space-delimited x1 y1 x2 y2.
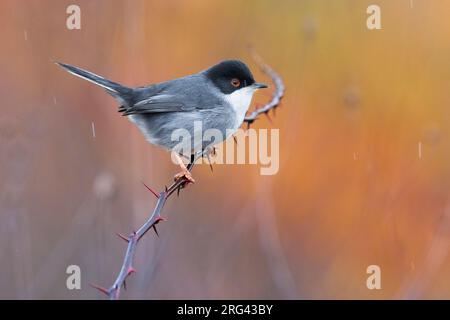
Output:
203 147 216 172
173 152 195 183
233 134 238 146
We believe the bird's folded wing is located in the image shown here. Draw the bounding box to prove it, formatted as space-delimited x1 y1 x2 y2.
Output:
119 94 193 115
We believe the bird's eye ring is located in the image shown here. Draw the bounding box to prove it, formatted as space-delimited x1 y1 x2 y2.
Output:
231 78 240 88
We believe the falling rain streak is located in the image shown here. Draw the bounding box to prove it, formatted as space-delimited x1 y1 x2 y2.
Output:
91 122 96 138
418 141 422 159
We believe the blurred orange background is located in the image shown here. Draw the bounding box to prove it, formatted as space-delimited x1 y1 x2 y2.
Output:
1 0 449 299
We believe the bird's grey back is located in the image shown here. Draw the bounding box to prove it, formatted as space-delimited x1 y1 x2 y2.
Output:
132 73 222 111
127 73 236 152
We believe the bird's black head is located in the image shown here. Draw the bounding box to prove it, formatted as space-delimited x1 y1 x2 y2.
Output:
205 60 267 94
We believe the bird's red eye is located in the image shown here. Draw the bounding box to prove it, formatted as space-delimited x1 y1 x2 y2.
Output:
231 78 240 88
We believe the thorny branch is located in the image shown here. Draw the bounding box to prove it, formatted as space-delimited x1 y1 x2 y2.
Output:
244 51 285 127
90 160 195 300
91 53 285 300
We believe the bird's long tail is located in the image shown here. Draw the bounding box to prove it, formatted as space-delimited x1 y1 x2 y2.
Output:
56 62 134 107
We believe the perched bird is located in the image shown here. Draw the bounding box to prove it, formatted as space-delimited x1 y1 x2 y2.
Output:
56 60 267 181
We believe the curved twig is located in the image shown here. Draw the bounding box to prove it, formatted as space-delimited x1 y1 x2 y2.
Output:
244 51 285 127
91 53 284 299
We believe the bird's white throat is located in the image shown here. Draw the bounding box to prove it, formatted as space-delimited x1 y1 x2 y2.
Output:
225 87 256 129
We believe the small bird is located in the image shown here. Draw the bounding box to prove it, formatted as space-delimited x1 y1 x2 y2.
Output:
56 60 267 182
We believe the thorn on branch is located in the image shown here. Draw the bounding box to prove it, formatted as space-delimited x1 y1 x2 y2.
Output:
151 216 167 237
155 216 167 224
152 225 159 236
206 154 214 172
116 232 129 242
142 181 159 199
90 283 109 296
265 110 273 123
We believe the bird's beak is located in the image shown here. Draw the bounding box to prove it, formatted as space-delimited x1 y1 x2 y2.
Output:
252 82 268 89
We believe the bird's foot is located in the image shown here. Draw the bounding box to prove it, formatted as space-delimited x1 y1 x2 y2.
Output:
172 152 195 184
174 169 195 184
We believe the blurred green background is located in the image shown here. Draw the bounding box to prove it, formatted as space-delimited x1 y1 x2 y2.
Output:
1 0 449 299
